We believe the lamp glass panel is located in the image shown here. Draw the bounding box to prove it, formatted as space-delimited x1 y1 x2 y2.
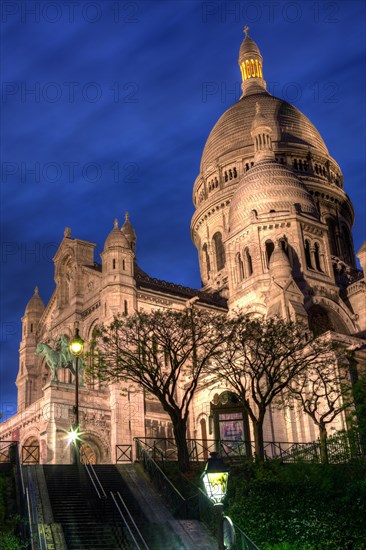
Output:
203 471 228 503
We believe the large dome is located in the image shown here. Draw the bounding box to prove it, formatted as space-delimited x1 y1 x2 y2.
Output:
200 91 329 173
229 160 319 234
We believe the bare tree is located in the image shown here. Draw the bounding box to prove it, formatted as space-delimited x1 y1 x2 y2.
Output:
89 307 225 472
210 314 335 461
285 349 353 463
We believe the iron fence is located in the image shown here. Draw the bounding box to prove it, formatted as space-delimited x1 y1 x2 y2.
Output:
0 440 16 462
133 432 364 466
22 445 39 464
116 444 132 463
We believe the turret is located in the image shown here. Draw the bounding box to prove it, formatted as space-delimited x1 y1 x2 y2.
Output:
121 212 137 254
251 102 275 163
100 218 137 319
17 287 45 409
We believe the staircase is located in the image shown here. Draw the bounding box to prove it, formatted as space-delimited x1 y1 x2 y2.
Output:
43 465 132 549
94 465 150 543
41 463 216 549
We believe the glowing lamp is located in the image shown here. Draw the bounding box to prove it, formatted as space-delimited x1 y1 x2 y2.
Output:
69 329 84 356
201 452 229 504
67 428 80 445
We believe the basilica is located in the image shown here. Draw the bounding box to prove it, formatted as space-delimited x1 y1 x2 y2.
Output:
1 30 365 464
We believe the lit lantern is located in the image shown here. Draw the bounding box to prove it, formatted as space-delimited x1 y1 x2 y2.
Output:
69 328 84 356
201 452 229 505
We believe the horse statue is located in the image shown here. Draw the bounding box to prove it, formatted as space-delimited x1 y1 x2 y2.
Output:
36 342 61 382
36 334 86 385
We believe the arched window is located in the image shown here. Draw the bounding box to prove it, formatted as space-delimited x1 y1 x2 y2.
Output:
236 253 244 282
244 248 253 276
314 242 322 271
202 244 211 279
265 241 274 268
326 218 338 256
213 232 225 271
341 225 354 266
305 240 312 269
112 259 116 269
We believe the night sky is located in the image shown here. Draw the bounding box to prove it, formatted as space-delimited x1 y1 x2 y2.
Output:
1 0 365 420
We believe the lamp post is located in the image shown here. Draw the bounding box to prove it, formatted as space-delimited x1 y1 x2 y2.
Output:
201 452 229 550
69 328 84 464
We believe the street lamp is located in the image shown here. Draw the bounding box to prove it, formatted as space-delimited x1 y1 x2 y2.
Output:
201 452 229 550
69 328 84 464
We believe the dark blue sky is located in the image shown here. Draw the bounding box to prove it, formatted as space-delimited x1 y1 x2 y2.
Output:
1 1 365 420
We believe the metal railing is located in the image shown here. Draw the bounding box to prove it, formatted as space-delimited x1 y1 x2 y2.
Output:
198 489 259 549
135 439 195 519
111 491 150 550
24 466 48 550
80 446 149 548
0 440 16 462
22 445 40 464
14 442 32 549
137 438 259 548
135 437 313 463
116 444 133 463
80 447 107 500
134 433 365 465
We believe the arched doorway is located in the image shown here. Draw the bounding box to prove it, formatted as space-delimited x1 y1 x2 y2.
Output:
78 433 109 464
211 391 252 458
80 442 97 464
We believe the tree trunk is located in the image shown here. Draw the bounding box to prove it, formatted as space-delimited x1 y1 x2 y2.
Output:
172 418 190 472
319 424 329 464
253 420 265 461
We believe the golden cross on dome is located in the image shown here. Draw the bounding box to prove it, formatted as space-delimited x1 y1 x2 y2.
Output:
244 25 249 37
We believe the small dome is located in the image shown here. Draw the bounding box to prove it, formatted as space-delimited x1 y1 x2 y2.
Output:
121 212 136 244
25 287 45 316
229 160 319 234
269 242 292 280
239 34 261 61
104 219 129 250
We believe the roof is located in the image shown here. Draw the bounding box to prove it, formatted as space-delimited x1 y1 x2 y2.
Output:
82 262 228 308
135 265 228 308
200 92 329 173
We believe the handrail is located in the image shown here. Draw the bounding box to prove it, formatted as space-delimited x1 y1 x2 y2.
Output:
14 442 26 498
110 491 149 550
80 448 107 499
138 444 186 501
26 470 48 550
14 443 32 549
116 491 150 550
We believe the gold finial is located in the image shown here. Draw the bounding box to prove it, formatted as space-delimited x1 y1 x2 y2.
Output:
64 227 71 238
125 211 129 222
34 286 39 295
113 218 119 229
243 25 249 37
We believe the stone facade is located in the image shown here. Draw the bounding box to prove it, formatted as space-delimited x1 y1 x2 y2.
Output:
1 31 365 464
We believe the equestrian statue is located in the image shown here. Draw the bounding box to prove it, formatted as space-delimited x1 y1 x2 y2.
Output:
36 334 85 385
